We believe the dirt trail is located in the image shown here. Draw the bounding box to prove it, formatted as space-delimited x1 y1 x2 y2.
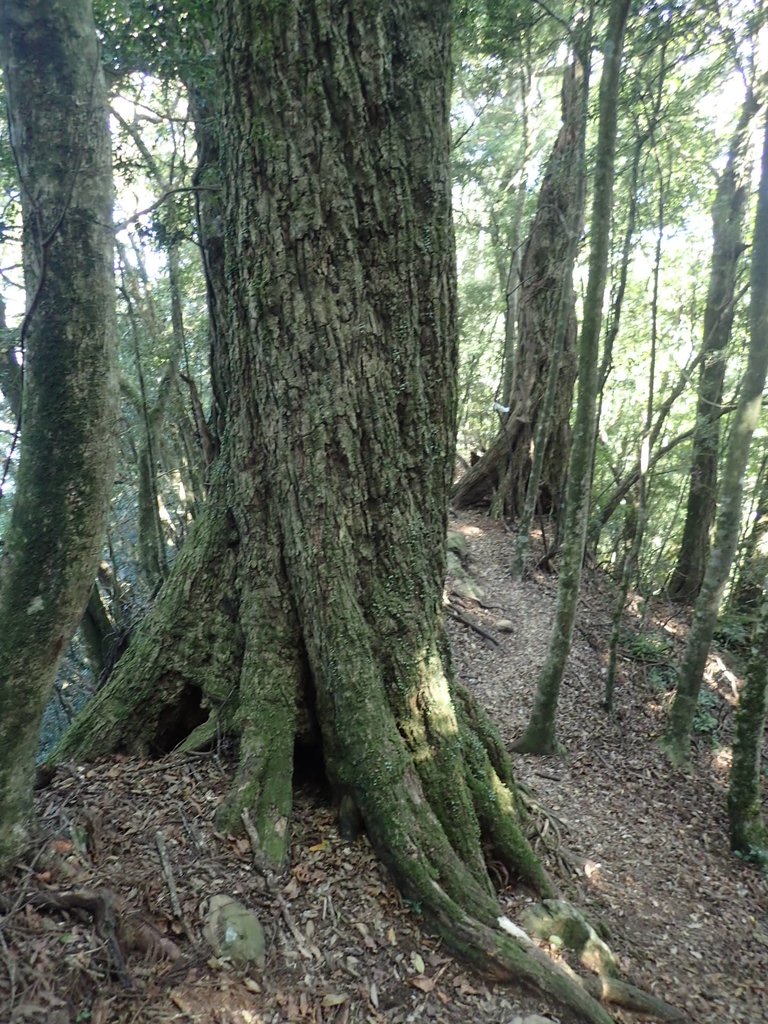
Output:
448 511 767 1024
0 511 765 1024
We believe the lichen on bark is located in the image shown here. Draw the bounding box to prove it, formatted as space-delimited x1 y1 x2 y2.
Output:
664 111 768 764
0 0 117 872
49 3 630 1019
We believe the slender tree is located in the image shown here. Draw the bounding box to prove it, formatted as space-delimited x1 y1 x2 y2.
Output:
728 572 768 864
664 111 768 765
512 0 631 754
668 88 758 602
729 454 768 617
0 0 117 870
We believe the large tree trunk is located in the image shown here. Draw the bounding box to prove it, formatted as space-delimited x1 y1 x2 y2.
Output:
50 4 618 1020
451 55 586 519
664 113 768 765
668 89 757 603
512 44 591 574
0 0 117 872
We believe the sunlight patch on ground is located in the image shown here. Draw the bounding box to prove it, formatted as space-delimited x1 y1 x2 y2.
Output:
703 654 740 705
455 524 483 537
710 745 733 781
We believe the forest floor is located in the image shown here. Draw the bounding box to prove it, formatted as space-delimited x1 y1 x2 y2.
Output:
1 510 767 1024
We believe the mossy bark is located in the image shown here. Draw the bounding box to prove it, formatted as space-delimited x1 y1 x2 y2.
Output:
669 89 757 604
728 578 768 863
0 0 117 872
51 4 618 1019
664 114 768 765
452 56 585 522
53 484 242 759
513 0 631 754
512 49 590 573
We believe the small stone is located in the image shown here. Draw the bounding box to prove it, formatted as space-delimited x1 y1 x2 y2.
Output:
203 894 266 967
506 1016 557 1024
496 619 515 632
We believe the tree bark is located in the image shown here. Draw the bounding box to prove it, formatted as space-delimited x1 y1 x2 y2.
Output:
668 90 758 603
513 46 591 574
729 453 768 617
513 0 631 754
0 0 117 872
49 4 619 1019
727 574 768 864
452 55 586 520
664 112 768 764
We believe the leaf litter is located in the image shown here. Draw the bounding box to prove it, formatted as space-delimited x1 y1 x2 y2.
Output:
0 510 765 1024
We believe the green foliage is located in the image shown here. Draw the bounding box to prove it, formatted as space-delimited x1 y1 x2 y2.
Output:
621 628 672 664
713 613 753 652
648 663 676 692
733 845 768 873
692 686 719 736
94 0 216 80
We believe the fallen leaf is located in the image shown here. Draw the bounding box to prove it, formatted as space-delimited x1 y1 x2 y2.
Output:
322 993 348 1007
409 976 435 993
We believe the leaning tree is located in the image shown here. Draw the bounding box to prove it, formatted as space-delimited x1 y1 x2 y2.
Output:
451 49 587 523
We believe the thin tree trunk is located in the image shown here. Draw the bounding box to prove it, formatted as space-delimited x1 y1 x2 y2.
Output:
729 450 768 617
513 0 632 754
187 79 228 445
603 141 669 709
664 112 768 764
118 257 174 591
589 341 735 543
728 574 768 862
0 0 116 872
0 297 21 422
668 89 758 602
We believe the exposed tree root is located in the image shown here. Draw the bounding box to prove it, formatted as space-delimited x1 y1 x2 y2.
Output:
11 888 182 988
425 896 615 1024
46 510 675 1023
445 602 501 648
584 975 690 1021
522 899 689 1023
48 497 242 764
